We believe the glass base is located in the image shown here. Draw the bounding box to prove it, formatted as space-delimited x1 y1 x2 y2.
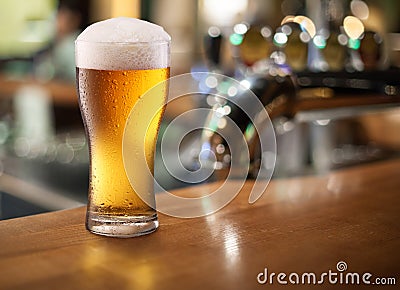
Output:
86 212 158 238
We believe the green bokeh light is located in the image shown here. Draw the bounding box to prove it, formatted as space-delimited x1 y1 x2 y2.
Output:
230 33 243 46
348 38 361 50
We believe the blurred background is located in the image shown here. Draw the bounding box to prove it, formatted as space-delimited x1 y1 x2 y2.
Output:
0 0 399 219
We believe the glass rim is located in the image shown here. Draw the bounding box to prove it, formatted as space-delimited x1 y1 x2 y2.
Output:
75 39 170 46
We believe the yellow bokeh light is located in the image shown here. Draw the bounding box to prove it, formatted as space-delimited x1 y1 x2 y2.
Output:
281 15 316 39
343 16 365 39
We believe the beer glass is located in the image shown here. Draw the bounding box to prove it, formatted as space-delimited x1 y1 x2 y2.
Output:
75 18 170 237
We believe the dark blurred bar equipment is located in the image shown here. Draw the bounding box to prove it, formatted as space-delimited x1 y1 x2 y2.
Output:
193 0 400 179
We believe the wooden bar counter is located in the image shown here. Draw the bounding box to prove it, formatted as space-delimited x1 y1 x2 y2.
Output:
1 159 399 289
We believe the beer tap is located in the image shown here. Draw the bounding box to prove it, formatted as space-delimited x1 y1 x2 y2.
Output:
203 26 223 71
195 20 400 180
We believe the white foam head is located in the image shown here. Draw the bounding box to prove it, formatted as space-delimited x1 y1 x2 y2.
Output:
75 17 170 70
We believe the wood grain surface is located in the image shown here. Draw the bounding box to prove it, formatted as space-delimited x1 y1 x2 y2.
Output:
0 158 399 289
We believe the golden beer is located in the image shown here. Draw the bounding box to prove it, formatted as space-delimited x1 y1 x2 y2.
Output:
77 68 169 212
75 17 170 237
